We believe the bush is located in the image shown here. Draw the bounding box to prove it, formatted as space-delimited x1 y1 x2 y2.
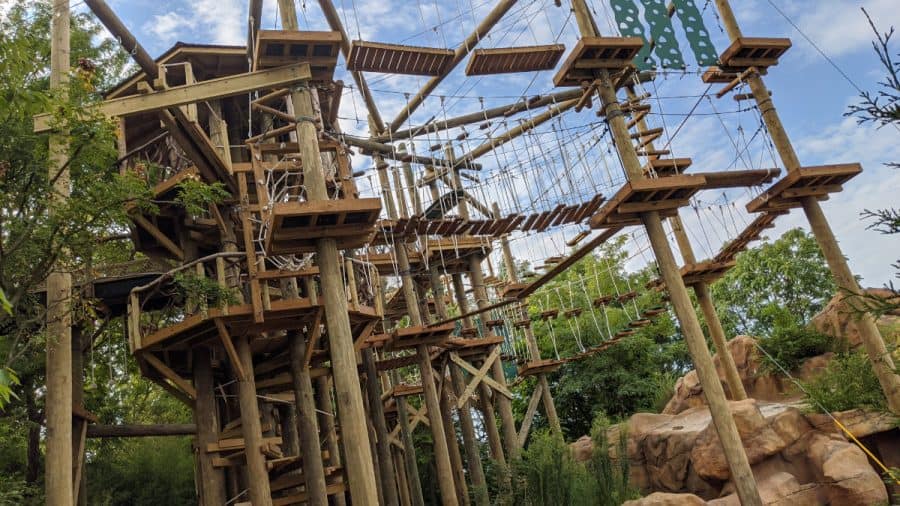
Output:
589 415 638 506
802 351 888 412
758 322 834 374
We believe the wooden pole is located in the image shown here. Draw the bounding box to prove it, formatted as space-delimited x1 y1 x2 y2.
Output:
468 255 519 460
570 1 762 504
194 349 226 506
494 203 562 434
392 371 426 506
315 376 347 506
235 334 273 506
623 87 746 401
438 368 470 506
430 265 490 506
288 332 328 505
46 1 73 503
362 348 401 506
275 3 381 500
86 424 198 438
399 144 424 215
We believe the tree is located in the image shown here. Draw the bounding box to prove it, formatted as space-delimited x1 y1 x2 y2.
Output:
845 8 900 317
710 228 835 337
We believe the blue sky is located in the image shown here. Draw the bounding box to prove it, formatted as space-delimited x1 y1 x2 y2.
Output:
92 0 899 286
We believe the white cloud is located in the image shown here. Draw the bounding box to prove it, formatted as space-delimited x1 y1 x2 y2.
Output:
144 11 192 43
784 0 899 58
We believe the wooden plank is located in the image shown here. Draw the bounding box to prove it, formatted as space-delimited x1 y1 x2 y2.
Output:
35 63 312 132
143 353 197 400
517 383 543 448
465 44 565 75
215 318 246 382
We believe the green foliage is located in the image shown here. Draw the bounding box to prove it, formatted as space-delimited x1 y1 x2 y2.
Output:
174 178 230 217
803 351 888 412
0 367 20 407
0 475 39 506
173 271 239 310
712 228 836 337
86 437 196 506
589 415 638 506
758 318 835 373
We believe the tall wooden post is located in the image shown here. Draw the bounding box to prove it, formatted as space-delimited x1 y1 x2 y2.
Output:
392 371 426 506
194 348 226 506
468 254 519 460
450 273 505 466
235 334 273 505
623 88 747 401
712 0 900 413
276 3 380 501
570 1 762 504
46 1 73 504
494 203 562 433
288 331 328 505
372 134 459 505
362 348 401 506
431 265 490 506
315 376 347 506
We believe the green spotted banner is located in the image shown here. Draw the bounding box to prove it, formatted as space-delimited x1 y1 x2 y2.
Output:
608 0 718 69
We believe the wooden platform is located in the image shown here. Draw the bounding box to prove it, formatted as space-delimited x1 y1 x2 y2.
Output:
643 158 692 177
387 323 456 351
499 282 529 300
647 259 736 290
553 37 644 87
445 334 505 359
517 358 564 377
266 198 382 254
746 164 861 213
424 237 491 272
347 40 454 76
719 37 791 69
363 249 425 276
465 44 565 75
589 174 707 228
253 30 342 81
388 383 424 398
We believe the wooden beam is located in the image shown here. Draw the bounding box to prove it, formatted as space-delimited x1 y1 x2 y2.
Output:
35 63 312 133
143 353 197 401
87 424 197 438
517 383 543 448
450 348 512 408
214 319 246 382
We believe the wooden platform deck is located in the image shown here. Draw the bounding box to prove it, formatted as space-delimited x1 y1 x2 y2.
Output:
347 41 454 76
517 359 564 377
642 158 693 177
265 198 382 254
499 282 529 300
253 30 342 81
719 37 791 69
386 323 456 351
746 164 861 213
445 334 505 359
589 174 707 228
554 37 644 87
424 237 492 272
466 44 565 75
646 259 736 290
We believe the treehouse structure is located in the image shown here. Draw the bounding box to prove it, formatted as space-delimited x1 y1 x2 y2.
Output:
37 1 900 506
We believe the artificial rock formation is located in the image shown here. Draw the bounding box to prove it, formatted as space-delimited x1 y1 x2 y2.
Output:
575 399 893 504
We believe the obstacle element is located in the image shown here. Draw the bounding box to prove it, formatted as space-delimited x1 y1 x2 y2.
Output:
265 198 382 254
517 359 564 377
347 40 455 75
253 30 342 78
465 44 565 75
719 37 792 69
553 37 644 86
746 163 861 213
589 174 707 228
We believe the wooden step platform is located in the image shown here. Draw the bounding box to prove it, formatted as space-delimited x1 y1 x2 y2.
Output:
589 174 707 228
266 198 382 254
628 319 652 328
517 358 564 377
388 383 424 398
513 318 532 329
642 306 668 318
499 282 529 300
554 37 644 87
466 44 565 75
647 259 736 290
253 30 342 81
363 249 425 276
593 295 613 307
539 309 559 321
719 37 791 69
643 158 693 177
387 323 456 351
424 237 492 272
616 291 638 304
714 210 785 263
445 334 505 359
563 308 583 318
746 164 861 213
347 40 454 76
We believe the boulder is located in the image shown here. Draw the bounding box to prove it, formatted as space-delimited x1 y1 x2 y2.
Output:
623 492 707 506
710 472 822 506
810 288 899 348
806 432 890 505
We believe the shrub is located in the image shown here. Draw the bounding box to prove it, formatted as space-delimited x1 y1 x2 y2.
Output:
589 415 638 506
802 351 887 412
758 321 833 374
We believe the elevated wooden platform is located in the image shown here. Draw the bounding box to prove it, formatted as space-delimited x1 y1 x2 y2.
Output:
746 164 861 213
445 334 505 359
387 323 456 351
388 383 424 398
517 358 564 377
643 158 692 177
647 259 736 290
554 37 643 87
253 30 342 81
424 237 492 272
499 282 529 300
363 249 425 276
266 198 382 254
719 37 791 69
466 44 565 75
347 41 454 76
590 174 707 228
